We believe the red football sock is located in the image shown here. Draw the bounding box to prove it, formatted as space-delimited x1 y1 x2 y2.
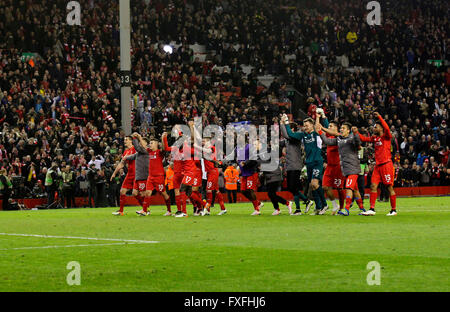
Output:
164 197 171 212
175 194 182 212
207 192 213 206
142 196 150 213
190 192 204 209
338 189 346 209
203 192 213 212
355 197 364 209
190 195 198 214
119 194 126 213
216 192 226 210
252 200 260 210
181 192 187 214
370 192 377 210
345 196 352 210
195 191 204 208
390 194 396 210
136 195 144 207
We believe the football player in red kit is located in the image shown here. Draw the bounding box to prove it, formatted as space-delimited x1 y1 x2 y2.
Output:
353 112 397 216
198 136 227 216
122 133 150 215
162 128 184 216
111 136 136 216
191 159 205 215
135 135 172 216
315 114 346 215
174 121 206 217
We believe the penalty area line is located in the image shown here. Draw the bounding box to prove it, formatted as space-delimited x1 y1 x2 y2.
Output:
0 233 159 244
0 242 145 251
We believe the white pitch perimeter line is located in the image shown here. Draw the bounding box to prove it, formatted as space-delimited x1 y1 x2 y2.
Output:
0 242 140 251
0 233 159 244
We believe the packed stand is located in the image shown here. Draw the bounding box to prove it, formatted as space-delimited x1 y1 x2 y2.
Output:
0 0 448 208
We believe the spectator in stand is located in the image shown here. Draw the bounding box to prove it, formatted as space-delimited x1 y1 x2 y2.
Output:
61 165 75 208
430 161 441 186
420 161 432 186
0 168 12 210
0 0 447 203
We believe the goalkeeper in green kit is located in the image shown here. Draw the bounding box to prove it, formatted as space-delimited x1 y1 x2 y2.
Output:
280 113 328 214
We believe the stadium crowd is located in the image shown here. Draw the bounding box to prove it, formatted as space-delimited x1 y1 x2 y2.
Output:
0 0 448 208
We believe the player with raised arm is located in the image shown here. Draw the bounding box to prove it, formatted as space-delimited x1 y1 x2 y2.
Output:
314 111 346 215
191 158 205 216
259 138 292 215
279 115 313 215
198 136 227 216
189 121 207 216
317 120 366 216
353 112 397 216
236 137 264 215
162 127 184 216
121 133 149 215
281 114 327 215
111 136 136 216
135 135 172 216
174 121 206 218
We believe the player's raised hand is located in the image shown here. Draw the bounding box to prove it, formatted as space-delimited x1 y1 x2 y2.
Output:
373 111 380 118
188 120 194 127
315 123 322 132
162 132 167 137
316 107 325 118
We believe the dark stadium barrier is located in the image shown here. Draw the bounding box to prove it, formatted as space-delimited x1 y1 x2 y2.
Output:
0 186 449 210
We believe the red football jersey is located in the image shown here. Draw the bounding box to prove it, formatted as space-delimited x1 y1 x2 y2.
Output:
147 149 165 176
359 116 392 165
203 146 218 174
182 146 198 175
123 147 136 177
163 135 184 174
182 159 197 175
325 135 340 166
170 147 184 174
173 159 183 173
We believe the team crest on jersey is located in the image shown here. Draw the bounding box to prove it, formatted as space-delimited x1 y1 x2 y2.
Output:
304 136 315 144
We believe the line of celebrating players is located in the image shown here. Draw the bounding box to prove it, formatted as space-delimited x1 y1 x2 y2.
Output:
111 111 398 217
110 121 226 217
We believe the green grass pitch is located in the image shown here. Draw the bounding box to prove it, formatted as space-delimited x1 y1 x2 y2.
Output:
0 196 449 292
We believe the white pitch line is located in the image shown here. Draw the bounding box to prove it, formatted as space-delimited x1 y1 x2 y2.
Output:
0 233 159 244
0 242 141 251
394 210 450 212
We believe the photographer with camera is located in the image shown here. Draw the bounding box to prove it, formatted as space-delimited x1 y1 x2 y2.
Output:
44 162 60 208
108 166 124 207
61 165 75 208
95 166 107 207
87 163 98 207
0 168 12 210
88 154 105 170
103 164 117 207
